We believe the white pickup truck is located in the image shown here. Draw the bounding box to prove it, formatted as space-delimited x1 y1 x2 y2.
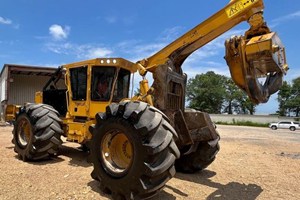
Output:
269 121 300 131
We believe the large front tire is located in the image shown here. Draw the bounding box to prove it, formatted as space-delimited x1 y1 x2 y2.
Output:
90 101 180 199
13 104 63 161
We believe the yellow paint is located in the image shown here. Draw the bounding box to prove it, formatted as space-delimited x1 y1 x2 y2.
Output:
141 0 264 72
245 32 287 74
101 132 133 173
65 119 95 143
139 79 153 106
35 92 43 104
226 0 259 18
5 104 21 121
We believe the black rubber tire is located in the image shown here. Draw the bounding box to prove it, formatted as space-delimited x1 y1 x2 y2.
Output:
175 140 220 173
13 103 63 161
289 126 296 131
271 126 277 130
89 101 180 199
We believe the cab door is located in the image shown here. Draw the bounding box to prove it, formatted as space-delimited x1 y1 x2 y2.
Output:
88 66 117 118
68 66 89 117
88 66 131 118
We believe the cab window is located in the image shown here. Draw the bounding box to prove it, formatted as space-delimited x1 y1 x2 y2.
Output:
113 69 131 102
70 66 87 101
91 67 116 101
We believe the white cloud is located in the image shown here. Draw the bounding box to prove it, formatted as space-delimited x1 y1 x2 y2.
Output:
49 24 70 40
116 40 166 62
183 62 230 79
172 29 244 63
290 10 300 17
46 42 113 59
114 29 245 77
104 14 136 25
0 16 12 25
116 29 244 94
85 47 113 58
46 42 73 54
159 26 184 42
271 10 300 27
45 26 244 80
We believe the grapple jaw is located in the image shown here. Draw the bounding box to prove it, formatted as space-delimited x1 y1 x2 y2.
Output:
225 32 288 104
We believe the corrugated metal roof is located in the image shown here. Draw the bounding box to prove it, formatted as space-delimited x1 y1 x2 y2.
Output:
1 64 57 77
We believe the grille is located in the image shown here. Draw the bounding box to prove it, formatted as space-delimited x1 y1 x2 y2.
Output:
167 81 183 110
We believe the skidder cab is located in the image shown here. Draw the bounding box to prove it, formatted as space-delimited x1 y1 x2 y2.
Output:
40 58 137 144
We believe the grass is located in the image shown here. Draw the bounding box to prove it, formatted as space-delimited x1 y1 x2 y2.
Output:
215 120 269 128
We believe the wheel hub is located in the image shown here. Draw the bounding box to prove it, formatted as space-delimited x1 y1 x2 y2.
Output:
101 130 133 177
17 118 31 147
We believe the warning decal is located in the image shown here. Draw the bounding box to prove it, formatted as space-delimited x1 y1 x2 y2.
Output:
226 0 259 18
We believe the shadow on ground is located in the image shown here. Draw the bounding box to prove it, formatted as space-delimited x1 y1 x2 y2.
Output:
9 143 92 167
175 170 263 200
88 179 177 200
88 169 262 200
58 144 92 168
87 180 111 199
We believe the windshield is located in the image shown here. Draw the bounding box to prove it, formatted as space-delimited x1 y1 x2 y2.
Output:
91 66 116 101
112 68 131 102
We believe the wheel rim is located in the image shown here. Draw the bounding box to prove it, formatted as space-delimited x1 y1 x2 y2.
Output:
101 130 133 177
17 117 32 147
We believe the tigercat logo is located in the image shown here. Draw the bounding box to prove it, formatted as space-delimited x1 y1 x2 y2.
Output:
226 0 258 18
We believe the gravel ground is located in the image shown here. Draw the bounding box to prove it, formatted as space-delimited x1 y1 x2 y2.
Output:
0 125 299 200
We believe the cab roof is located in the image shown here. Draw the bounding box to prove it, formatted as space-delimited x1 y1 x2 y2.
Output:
62 58 137 73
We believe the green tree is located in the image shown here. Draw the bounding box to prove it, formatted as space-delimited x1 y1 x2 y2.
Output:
291 78 300 117
277 78 300 117
186 71 227 113
239 97 256 115
277 81 292 116
187 72 257 114
223 79 243 114
223 79 256 115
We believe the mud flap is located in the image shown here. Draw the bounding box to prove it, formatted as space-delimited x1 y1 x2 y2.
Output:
172 109 220 151
183 110 219 141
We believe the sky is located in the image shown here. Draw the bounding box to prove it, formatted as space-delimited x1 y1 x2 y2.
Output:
1 0 300 114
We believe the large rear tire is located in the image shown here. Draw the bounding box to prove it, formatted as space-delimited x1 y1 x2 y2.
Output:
175 139 220 173
90 101 180 199
13 103 63 161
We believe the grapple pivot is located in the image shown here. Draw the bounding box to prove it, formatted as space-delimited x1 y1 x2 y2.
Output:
225 32 288 104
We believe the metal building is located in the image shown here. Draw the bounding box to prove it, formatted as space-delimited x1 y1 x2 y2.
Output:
0 64 62 121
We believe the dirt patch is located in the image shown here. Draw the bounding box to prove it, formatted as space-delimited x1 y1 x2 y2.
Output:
0 125 299 200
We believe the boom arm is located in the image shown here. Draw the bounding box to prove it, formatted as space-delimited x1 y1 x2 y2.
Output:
136 0 287 106
138 0 265 73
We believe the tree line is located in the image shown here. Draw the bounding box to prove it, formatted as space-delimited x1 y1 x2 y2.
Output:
277 77 300 117
186 71 256 114
186 71 300 116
